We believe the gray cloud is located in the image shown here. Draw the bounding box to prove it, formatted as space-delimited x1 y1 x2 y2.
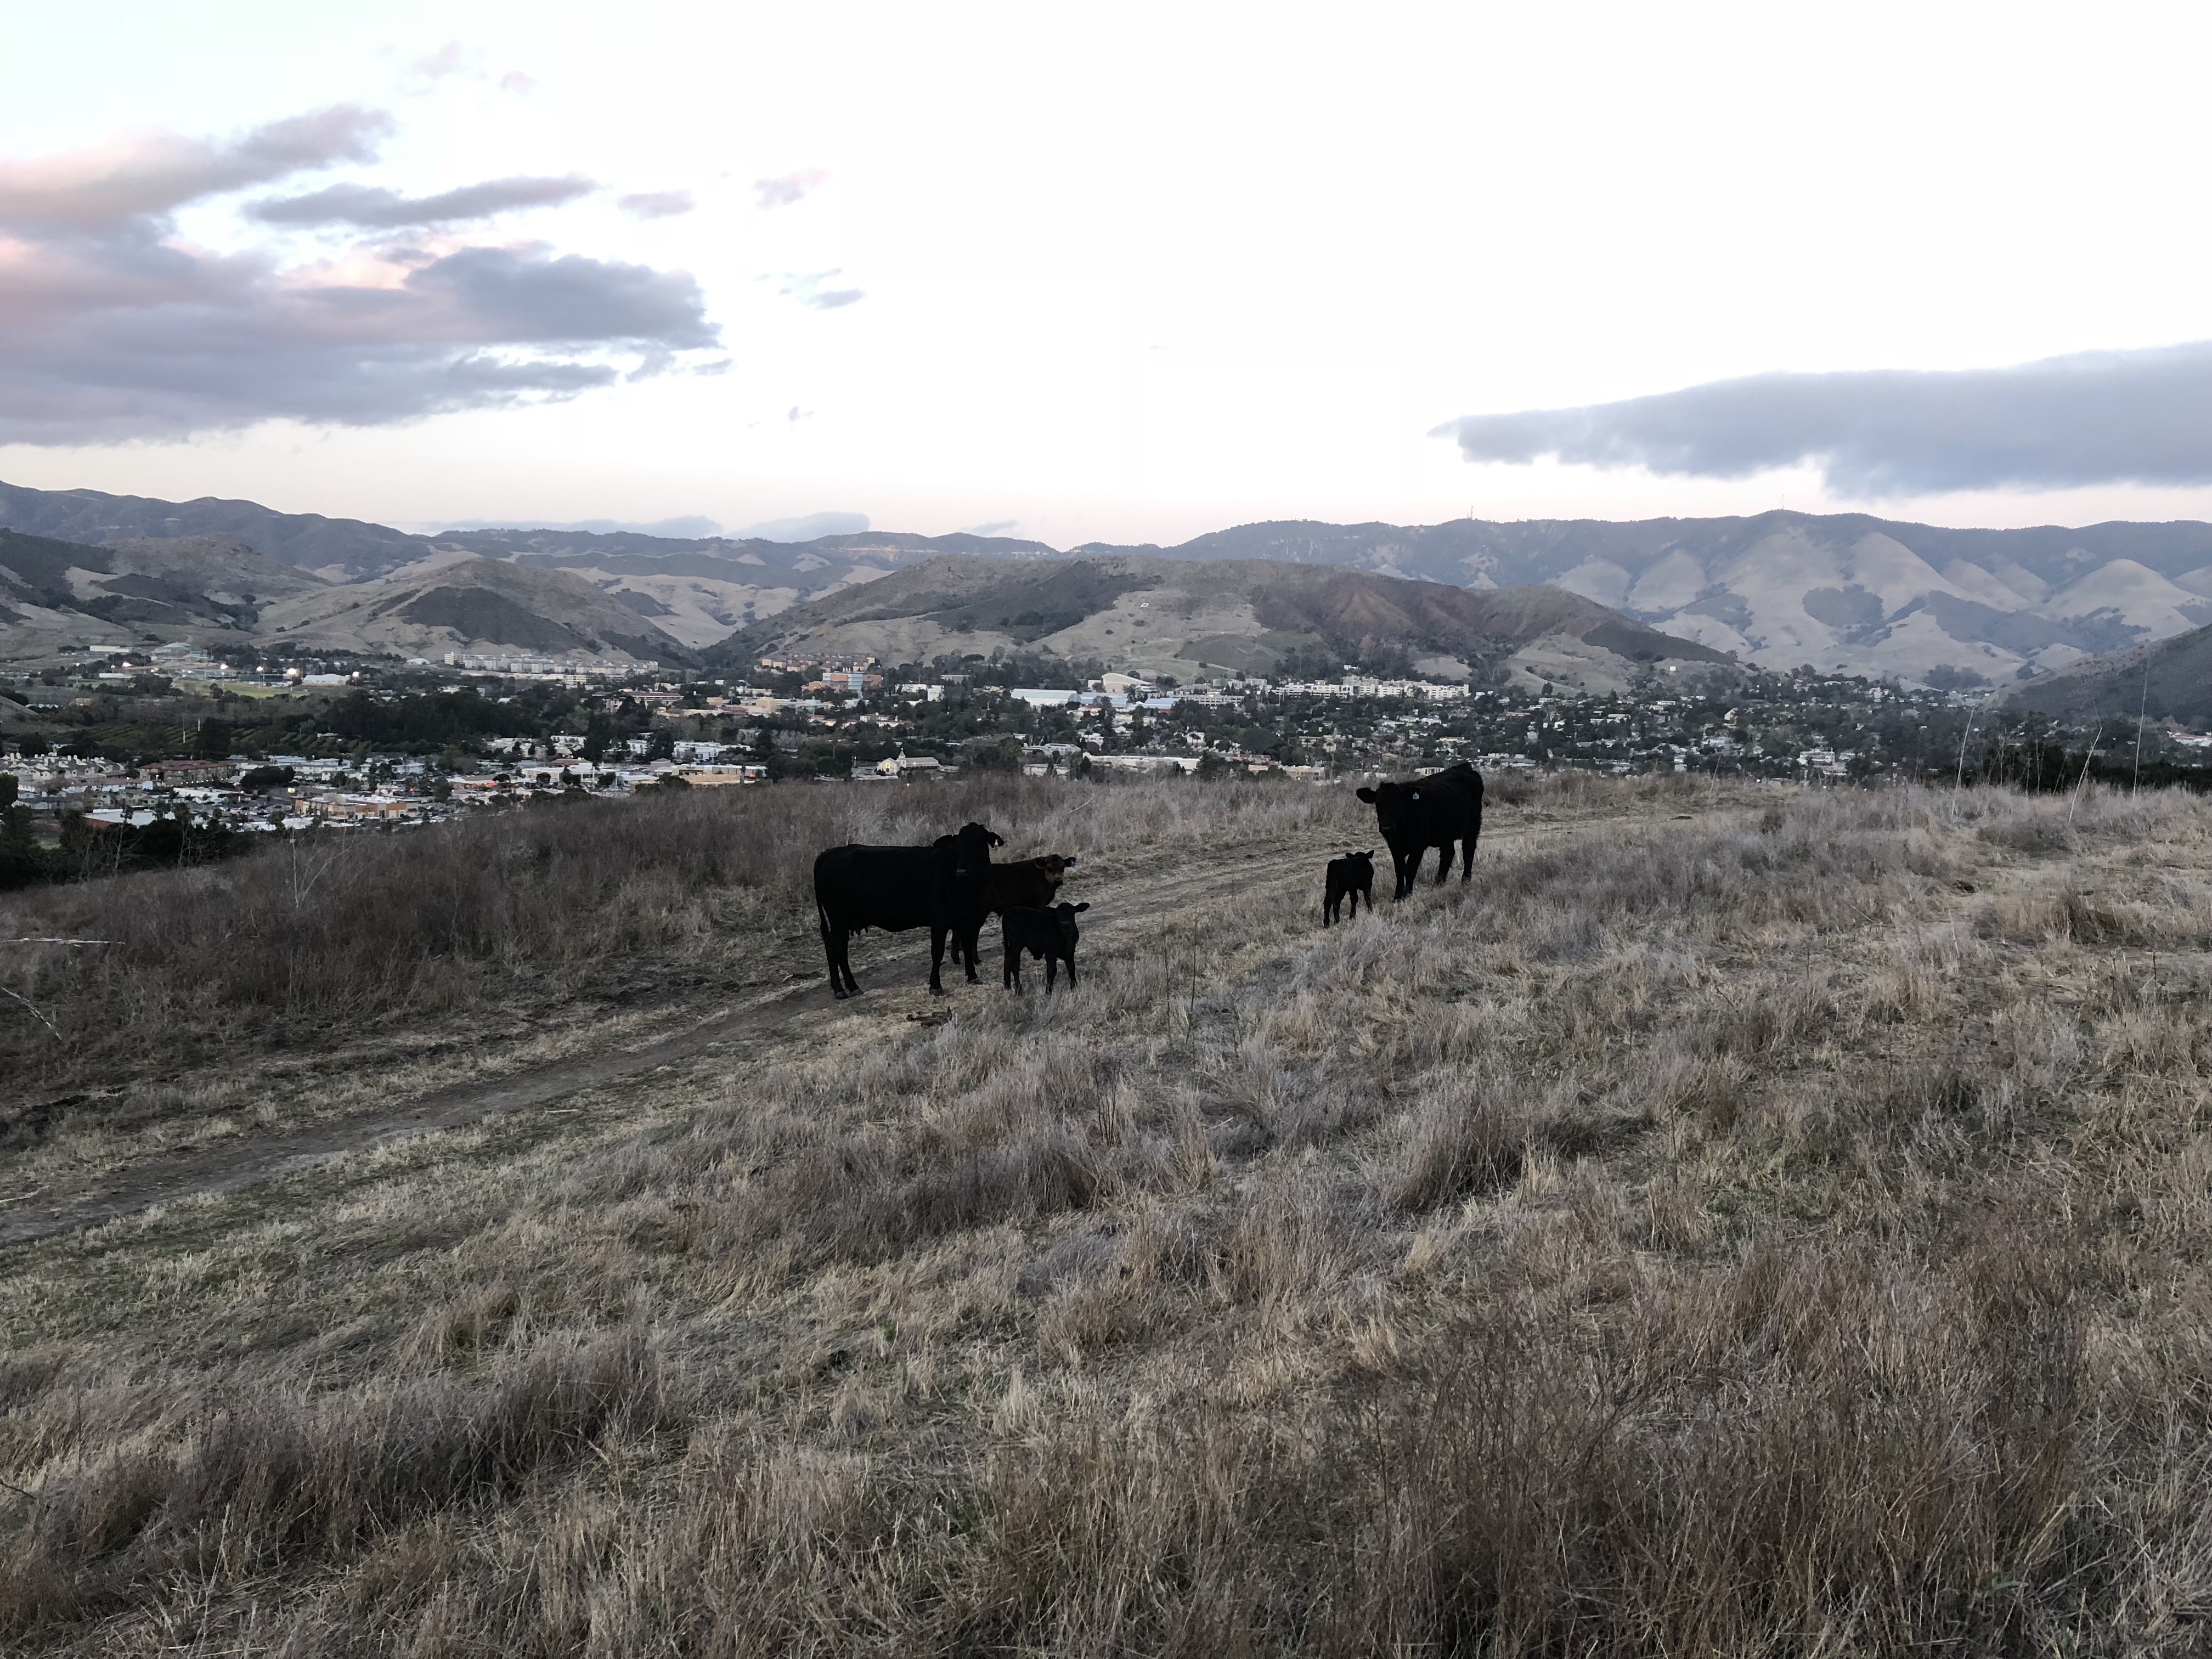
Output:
754 170 827 208
0 106 391 232
776 270 864 311
1434 342 2212 496
0 111 718 443
250 173 595 227
966 519 1020 535
740 511 867 541
619 190 695 219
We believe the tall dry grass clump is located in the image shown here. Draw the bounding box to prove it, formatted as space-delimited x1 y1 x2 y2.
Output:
8 777 2212 1654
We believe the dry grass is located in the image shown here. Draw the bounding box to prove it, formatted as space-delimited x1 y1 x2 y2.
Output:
0 773 1356 1096
7 776 2212 1654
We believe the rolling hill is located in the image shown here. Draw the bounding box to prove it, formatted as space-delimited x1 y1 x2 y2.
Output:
0 529 695 668
704 555 1730 690
1082 512 2212 686
255 554 695 666
449 526 1058 650
0 528 334 658
2004 621 2212 729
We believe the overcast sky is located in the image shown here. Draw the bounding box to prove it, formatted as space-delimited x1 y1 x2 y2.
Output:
4 1 2210 546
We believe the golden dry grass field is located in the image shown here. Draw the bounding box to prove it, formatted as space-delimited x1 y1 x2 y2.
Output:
5 773 2212 1655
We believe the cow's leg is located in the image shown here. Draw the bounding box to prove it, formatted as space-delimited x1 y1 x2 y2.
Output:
1323 889 1337 926
1434 839 1453 885
1061 953 1075 991
1348 887 1361 921
1045 952 1058 995
1459 836 1475 882
962 925 982 983
1004 939 1022 992
929 926 947 993
823 921 851 998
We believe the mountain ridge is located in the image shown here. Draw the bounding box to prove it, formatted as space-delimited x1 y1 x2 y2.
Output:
704 554 1731 692
5 477 2212 682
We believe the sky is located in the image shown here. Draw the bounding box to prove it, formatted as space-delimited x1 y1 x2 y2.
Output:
4 1 2211 548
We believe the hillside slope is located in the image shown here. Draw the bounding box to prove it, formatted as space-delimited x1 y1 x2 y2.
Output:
0 527 693 667
459 526 1058 650
1091 511 2212 683
257 555 694 666
707 554 1729 688
0 529 332 661
0 482 427 582
2005 621 2212 727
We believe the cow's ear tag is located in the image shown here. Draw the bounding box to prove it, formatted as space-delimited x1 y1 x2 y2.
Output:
1411 791 1420 800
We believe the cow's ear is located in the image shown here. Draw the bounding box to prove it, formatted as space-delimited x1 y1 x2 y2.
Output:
1355 787 1376 802
1073 901 1090 913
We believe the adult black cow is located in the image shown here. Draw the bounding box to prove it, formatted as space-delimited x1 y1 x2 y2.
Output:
1356 761 1483 899
814 821 1001 998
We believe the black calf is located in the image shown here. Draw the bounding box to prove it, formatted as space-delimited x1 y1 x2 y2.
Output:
1323 849 1374 926
1002 901 1089 994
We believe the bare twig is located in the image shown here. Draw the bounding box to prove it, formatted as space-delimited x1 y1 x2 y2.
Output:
2069 725 2103 825
3 938 116 946
2134 660 2151 796
1 983 63 1041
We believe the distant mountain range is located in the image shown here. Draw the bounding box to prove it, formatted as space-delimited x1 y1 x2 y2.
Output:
0 482 1052 643
706 555 1730 691
5 478 2212 685
1074 514 2212 686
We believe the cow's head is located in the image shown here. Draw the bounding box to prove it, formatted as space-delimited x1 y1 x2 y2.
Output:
1355 780 1419 834
1054 900 1090 939
938 827 1000 889
1347 849 1374 866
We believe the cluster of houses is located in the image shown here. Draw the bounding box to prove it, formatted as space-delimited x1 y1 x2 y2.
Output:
0 748 782 838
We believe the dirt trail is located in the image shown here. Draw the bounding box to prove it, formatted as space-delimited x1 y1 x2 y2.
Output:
12 817 1593 1249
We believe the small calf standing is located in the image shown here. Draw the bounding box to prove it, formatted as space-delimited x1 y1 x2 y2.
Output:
1002 901 1090 994
1323 849 1375 926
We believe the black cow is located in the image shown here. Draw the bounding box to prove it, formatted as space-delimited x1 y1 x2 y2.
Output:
1322 849 1374 926
814 821 1000 997
950 853 1078 973
1002 901 1088 994
1356 762 1484 899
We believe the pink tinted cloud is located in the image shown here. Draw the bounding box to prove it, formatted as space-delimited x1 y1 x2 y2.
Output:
0 109 718 441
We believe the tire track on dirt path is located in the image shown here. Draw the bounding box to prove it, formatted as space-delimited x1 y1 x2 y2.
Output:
0 815 1584 1248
